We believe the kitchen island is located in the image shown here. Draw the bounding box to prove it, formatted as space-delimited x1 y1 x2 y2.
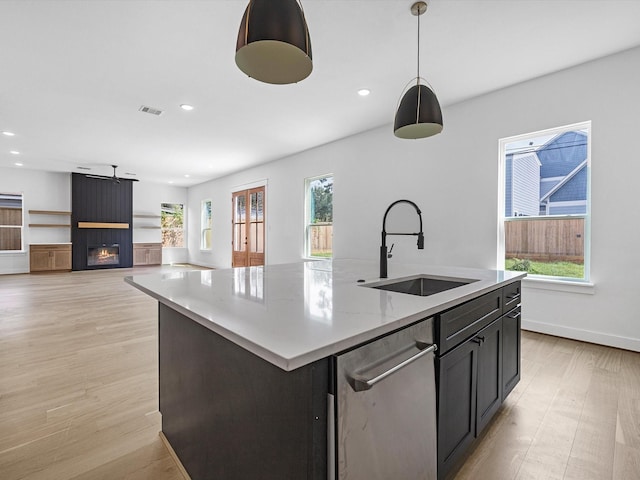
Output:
126 259 525 480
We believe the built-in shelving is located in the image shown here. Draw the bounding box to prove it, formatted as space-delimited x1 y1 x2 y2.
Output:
29 223 72 228
133 213 162 229
28 210 72 228
29 210 72 215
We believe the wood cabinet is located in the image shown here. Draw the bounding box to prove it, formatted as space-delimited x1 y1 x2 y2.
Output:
29 244 72 272
133 243 162 266
436 282 521 479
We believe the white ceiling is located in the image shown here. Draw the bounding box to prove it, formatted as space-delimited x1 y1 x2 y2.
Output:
2 0 640 186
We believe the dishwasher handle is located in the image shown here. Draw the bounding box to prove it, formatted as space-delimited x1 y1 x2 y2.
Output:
350 343 437 392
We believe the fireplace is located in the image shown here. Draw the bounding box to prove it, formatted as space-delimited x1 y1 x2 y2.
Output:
87 244 120 267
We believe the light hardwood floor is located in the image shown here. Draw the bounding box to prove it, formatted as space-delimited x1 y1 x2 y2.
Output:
1 267 638 479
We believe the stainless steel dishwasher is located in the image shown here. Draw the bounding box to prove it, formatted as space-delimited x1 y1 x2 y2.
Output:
332 317 437 480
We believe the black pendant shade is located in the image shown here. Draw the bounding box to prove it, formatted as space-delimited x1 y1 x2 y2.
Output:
236 0 312 85
393 1 443 139
394 83 443 139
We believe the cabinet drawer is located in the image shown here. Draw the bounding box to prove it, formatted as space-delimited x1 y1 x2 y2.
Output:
134 243 161 249
30 244 71 252
502 281 521 313
436 290 502 354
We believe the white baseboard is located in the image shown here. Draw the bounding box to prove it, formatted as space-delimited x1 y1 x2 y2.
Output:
522 318 640 352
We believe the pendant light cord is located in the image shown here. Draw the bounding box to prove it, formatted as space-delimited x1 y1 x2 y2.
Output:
417 10 420 84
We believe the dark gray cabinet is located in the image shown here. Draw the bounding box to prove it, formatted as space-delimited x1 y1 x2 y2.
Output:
436 336 478 476
502 306 521 399
436 281 521 480
475 318 503 435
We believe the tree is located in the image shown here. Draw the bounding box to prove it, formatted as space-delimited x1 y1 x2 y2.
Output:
311 177 333 223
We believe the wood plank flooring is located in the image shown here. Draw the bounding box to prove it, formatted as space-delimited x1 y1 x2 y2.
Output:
1 267 639 479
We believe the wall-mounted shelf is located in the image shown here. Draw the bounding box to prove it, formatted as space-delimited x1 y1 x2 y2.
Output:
29 210 72 216
28 210 72 228
29 223 72 228
133 213 161 229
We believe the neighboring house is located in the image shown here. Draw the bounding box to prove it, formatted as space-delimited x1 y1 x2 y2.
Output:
505 131 588 217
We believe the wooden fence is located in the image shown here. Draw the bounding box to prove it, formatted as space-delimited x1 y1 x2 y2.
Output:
309 223 333 256
0 207 22 250
505 217 584 263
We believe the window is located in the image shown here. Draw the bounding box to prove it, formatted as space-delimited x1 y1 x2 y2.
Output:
499 122 590 281
0 193 23 252
201 199 212 250
161 203 184 248
305 175 333 258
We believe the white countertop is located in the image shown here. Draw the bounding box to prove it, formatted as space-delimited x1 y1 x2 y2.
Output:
125 259 525 371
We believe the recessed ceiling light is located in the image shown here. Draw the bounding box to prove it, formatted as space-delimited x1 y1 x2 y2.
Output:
184 174 190 178
168 181 174 184
14 162 23 167
2 131 15 136
357 89 371 96
10 150 20 155
180 104 194 111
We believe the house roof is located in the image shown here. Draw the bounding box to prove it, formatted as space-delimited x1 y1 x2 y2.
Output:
540 159 587 203
537 131 588 178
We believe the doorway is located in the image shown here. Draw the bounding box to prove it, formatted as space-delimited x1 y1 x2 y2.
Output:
232 186 265 267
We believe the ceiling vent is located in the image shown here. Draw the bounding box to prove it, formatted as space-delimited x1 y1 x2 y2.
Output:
139 105 163 116
77 166 91 170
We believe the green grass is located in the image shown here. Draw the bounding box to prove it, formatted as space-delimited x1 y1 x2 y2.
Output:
310 252 333 258
505 258 584 279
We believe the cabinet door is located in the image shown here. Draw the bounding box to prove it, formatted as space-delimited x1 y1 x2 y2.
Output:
52 249 71 270
30 250 52 271
148 247 162 265
502 307 521 400
476 318 503 435
133 248 148 266
437 339 477 478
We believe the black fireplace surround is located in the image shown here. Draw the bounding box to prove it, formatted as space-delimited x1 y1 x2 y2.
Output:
71 173 133 270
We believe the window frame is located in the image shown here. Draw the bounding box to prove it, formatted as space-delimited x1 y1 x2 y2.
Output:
0 192 24 253
160 203 185 249
200 199 212 251
304 174 333 259
497 121 591 283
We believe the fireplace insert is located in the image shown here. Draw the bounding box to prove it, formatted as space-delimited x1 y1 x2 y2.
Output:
87 244 120 267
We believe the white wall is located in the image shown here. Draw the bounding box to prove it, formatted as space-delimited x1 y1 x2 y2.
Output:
133 181 188 264
0 168 71 274
0 168 188 273
187 46 640 352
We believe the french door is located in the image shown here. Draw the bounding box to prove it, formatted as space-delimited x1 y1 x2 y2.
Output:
232 186 265 267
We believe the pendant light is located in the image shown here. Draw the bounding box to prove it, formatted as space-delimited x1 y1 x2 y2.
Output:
235 0 312 85
394 1 443 139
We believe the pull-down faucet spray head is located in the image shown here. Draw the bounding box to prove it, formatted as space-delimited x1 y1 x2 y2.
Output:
380 199 425 278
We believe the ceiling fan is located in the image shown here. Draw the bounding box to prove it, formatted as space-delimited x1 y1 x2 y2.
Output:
85 165 139 184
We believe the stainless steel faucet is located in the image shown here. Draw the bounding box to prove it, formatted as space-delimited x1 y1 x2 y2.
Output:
380 199 424 278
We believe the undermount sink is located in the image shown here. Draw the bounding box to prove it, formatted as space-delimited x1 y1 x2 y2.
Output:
364 275 478 297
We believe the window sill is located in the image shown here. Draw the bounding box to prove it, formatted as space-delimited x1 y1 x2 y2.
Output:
522 276 595 295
